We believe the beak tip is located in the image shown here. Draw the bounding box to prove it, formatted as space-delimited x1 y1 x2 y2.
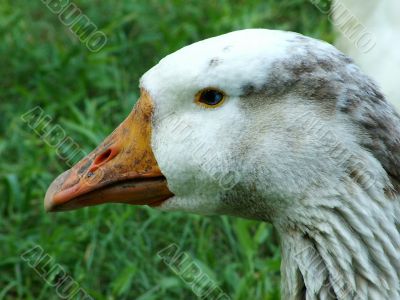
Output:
44 170 71 212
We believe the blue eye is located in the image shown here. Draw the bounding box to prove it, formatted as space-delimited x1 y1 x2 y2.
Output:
197 89 225 107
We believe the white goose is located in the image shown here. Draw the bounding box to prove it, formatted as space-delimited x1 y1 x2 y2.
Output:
45 29 400 299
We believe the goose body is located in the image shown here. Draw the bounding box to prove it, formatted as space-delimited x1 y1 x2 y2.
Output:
45 29 400 299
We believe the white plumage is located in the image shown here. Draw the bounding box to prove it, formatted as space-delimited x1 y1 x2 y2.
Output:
143 29 400 299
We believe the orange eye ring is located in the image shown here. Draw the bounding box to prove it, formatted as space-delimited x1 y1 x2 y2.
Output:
195 88 226 108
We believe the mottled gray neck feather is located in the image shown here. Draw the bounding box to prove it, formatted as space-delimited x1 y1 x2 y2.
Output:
278 182 400 300
225 34 400 299
272 39 400 300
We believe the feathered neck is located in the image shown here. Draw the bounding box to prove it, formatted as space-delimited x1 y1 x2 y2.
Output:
277 178 400 300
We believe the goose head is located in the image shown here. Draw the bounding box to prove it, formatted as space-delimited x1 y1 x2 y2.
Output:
45 29 400 298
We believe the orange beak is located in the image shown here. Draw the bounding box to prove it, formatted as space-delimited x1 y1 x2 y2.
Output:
44 90 173 212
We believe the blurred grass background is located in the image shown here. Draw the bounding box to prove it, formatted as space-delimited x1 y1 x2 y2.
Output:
0 0 332 299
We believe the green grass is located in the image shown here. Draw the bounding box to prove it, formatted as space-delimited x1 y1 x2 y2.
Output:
0 0 332 299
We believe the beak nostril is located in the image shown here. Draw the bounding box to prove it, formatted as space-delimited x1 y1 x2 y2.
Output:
89 148 119 173
95 149 113 165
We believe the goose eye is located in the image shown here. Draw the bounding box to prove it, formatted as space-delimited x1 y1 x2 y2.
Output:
196 89 225 107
